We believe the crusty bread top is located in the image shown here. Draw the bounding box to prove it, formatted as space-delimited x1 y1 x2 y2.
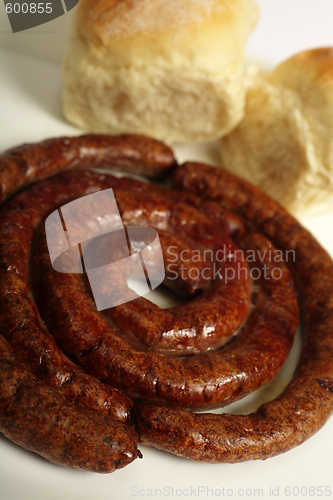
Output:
78 0 249 38
268 47 333 159
219 47 333 216
270 48 333 86
74 0 258 71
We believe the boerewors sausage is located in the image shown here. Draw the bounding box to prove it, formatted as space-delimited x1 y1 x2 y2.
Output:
132 162 333 462
23 170 297 409
0 334 138 472
0 136 331 471
0 133 177 472
0 133 176 203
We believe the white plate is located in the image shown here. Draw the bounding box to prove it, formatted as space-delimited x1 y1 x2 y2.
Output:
1 1 333 499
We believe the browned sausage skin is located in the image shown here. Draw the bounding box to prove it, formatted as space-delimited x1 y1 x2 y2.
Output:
0 171 135 423
0 135 330 471
0 133 176 472
29 170 297 409
131 162 333 462
0 335 138 473
0 133 176 203
33 182 252 356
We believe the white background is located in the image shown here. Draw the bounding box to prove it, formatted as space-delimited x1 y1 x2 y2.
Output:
1 1 333 499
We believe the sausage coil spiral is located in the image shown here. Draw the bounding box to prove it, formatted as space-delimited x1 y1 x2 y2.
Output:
0 135 332 471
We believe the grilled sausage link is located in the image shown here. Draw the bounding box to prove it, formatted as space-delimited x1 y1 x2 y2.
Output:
29 171 297 409
0 335 138 473
0 133 176 203
131 162 333 462
0 134 327 471
0 133 177 472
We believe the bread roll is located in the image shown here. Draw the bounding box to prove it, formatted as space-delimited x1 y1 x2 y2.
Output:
220 48 333 217
62 0 258 143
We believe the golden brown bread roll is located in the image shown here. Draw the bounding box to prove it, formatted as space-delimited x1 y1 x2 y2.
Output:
62 0 258 143
220 48 333 217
